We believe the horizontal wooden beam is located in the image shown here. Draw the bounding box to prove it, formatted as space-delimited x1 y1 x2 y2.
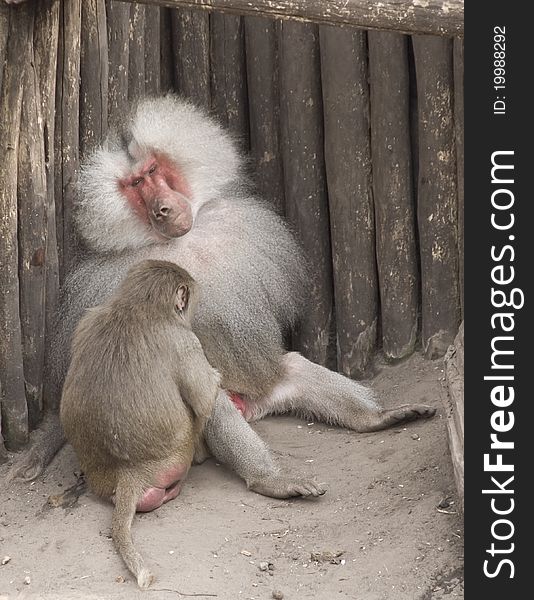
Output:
120 0 463 37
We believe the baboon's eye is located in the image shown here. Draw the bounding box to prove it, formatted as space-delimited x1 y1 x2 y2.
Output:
132 177 143 187
148 164 157 174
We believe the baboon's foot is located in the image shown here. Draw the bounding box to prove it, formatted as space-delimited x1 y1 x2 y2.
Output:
8 414 65 483
248 474 326 499
356 403 436 432
8 448 48 483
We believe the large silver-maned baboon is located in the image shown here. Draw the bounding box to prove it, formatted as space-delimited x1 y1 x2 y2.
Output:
11 96 435 494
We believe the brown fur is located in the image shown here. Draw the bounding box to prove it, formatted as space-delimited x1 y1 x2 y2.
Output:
60 260 219 587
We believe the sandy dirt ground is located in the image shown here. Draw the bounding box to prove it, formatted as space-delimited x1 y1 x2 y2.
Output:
0 354 463 600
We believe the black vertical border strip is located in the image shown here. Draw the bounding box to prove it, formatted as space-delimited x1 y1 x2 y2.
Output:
466 3 532 595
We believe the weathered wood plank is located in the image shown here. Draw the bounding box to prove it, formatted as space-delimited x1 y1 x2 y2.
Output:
408 39 419 199
444 321 464 511
171 9 211 109
368 31 418 361
144 3 161 95
1 4 10 457
0 379 6 463
106 1 130 129
34 0 61 420
18 32 48 431
280 21 334 368
0 5 8 457
413 35 460 358
160 7 173 93
209 11 227 124
454 37 464 317
210 12 249 150
321 25 377 378
0 2 9 460
124 0 464 37
0 4 8 94
80 0 108 157
245 17 284 214
128 2 146 101
0 1 33 450
55 0 82 278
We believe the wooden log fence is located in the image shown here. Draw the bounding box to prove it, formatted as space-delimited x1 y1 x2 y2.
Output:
320 25 377 378
80 0 109 157
412 35 460 359
106 1 130 128
0 0 33 452
279 21 334 369
34 0 61 418
159 8 174 93
210 13 249 150
128 0 464 37
171 9 211 109
0 0 464 466
454 38 464 316
55 0 82 278
144 4 161 95
368 31 418 361
18 38 48 431
128 3 147 100
245 17 285 214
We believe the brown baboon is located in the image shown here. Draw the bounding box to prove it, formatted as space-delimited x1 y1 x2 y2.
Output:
12 95 434 496
61 260 219 587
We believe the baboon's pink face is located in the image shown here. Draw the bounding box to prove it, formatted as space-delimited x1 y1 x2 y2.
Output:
119 153 193 241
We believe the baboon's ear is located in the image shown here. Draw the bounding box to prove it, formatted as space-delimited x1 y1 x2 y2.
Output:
175 285 189 312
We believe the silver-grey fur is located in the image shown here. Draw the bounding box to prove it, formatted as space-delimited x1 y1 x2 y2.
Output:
10 95 435 492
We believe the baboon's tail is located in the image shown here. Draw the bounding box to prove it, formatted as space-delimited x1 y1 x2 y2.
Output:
112 473 153 588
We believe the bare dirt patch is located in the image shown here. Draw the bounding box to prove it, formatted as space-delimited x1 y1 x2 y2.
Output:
0 354 463 600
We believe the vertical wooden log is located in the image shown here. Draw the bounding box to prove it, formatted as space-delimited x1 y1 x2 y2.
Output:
444 321 464 510
0 4 8 94
0 3 7 459
245 17 284 214
368 32 418 361
408 39 419 197
106 1 130 130
34 0 60 418
0 2 32 450
0 11 7 419
18 31 48 431
1 5 7 457
0 5 4 456
209 12 225 123
171 9 211 110
80 0 108 158
55 0 81 279
210 13 249 150
454 37 464 318
412 36 460 359
320 26 377 378
160 8 174 93
144 4 161 96
128 3 146 102
0 379 6 463
279 21 334 368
